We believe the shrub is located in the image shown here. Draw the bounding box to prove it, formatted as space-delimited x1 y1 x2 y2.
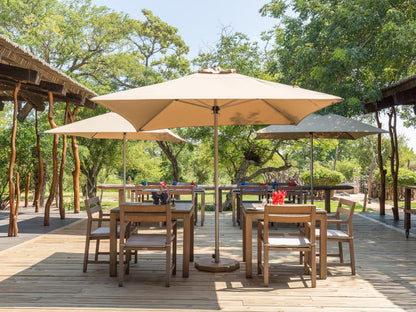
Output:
301 167 344 185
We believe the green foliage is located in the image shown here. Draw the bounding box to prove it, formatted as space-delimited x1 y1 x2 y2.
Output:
301 167 344 185
375 167 416 187
261 0 416 116
336 159 360 181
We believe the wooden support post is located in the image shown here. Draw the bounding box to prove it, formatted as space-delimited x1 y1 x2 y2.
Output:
25 172 30 207
34 111 43 213
44 92 59 226
68 106 80 213
8 81 20 237
58 103 69 219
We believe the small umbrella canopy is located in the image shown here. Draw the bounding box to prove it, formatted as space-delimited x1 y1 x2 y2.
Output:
91 68 343 270
256 113 387 203
45 112 185 142
256 113 387 140
45 112 186 197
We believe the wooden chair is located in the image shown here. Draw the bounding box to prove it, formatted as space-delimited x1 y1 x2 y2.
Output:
118 203 177 287
257 204 317 287
133 185 162 202
318 198 356 275
83 196 114 272
167 185 197 224
236 185 268 227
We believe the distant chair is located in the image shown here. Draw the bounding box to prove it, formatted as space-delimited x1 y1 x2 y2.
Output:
319 198 356 275
257 204 317 287
167 185 196 224
236 185 268 227
83 197 114 272
118 203 177 287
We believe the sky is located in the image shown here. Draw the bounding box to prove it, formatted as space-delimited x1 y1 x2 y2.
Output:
91 0 416 151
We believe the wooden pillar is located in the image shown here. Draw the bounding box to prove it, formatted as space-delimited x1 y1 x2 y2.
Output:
68 106 80 213
44 92 59 226
8 81 20 237
58 103 69 219
34 111 43 213
24 172 30 207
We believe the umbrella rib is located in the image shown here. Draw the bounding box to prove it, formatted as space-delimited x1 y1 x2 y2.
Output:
261 99 299 124
178 99 212 110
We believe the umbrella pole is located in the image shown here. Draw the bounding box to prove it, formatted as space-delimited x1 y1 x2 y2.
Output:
195 104 239 272
310 132 314 204
123 132 126 202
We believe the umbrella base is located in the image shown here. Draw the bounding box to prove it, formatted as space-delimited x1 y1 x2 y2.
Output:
195 257 240 272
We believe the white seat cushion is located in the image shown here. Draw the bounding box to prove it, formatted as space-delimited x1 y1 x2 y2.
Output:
315 228 348 238
267 233 310 247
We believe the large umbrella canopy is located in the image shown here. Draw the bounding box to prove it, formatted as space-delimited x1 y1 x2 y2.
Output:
91 68 343 271
256 113 387 202
45 112 186 197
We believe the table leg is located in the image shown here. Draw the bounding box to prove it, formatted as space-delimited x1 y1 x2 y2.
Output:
245 214 253 278
219 189 223 212
109 211 117 277
242 211 246 262
324 189 331 213
232 192 236 226
183 214 190 277
405 187 411 239
193 194 198 225
318 214 327 280
201 192 205 226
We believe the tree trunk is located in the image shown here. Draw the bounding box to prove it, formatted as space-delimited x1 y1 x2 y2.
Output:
44 92 59 226
34 111 44 213
25 172 30 208
58 103 69 219
8 81 20 237
375 111 386 215
68 107 80 213
158 141 180 181
388 107 400 220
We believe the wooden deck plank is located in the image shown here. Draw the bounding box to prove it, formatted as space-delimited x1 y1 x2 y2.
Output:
0 208 415 311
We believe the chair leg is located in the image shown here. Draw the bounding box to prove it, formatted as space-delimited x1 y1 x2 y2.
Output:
118 247 124 287
83 237 90 273
310 247 316 288
257 225 262 275
95 239 100 261
349 240 356 275
166 246 171 287
264 245 269 287
338 242 344 263
173 234 177 276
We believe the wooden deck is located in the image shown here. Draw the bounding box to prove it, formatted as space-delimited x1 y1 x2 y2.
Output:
0 207 416 311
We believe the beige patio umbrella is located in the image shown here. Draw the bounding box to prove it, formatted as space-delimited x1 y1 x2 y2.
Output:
256 113 387 203
91 68 343 271
45 112 186 196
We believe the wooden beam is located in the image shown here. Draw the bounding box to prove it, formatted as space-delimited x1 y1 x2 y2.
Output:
0 63 41 84
382 76 416 98
20 90 46 111
38 80 67 95
17 102 33 121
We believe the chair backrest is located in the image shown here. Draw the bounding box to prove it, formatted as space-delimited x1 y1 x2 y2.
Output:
84 197 103 220
119 203 172 244
133 185 162 201
334 198 355 235
167 185 195 201
240 185 268 201
263 204 316 243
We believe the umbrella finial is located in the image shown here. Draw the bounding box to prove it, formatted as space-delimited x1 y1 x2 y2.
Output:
198 67 236 74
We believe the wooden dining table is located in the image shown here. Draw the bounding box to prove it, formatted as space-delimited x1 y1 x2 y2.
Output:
242 202 327 279
109 201 194 278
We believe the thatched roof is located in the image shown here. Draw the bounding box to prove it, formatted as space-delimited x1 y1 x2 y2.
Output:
0 34 97 115
365 75 416 113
